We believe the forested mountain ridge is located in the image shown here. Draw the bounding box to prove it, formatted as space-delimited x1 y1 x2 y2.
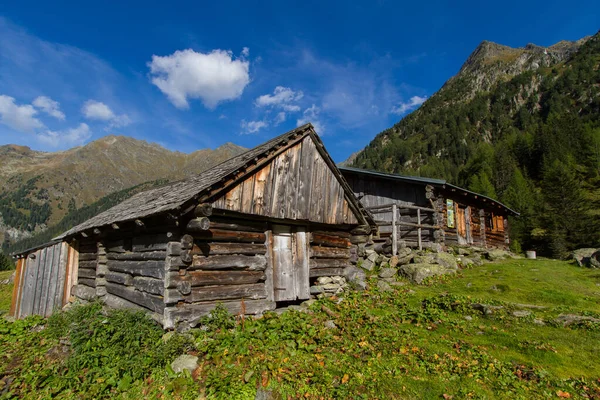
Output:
0 136 246 246
352 32 600 256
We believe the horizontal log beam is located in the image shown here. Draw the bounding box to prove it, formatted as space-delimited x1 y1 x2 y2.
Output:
189 229 266 243
190 242 266 256
78 253 97 261
105 282 164 313
190 254 267 271
309 258 351 269
78 277 96 288
187 217 211 232
133 277 164 295
309 267 346 278
106 271 133 286
107 251 167 261
165 283 267 304
194 203 213 217
107 260 165 279
78 268 96 279
310 233 350 248
310 246 351 259
184 270 266 287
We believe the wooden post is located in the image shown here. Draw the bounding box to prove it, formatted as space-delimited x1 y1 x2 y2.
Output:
417 208 422 250
187 217 211 231
392 203 398 256
9 258 25 317
194 203 213 217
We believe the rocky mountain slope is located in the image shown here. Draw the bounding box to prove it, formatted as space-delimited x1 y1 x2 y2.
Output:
0 137 246 244
352 31 600 256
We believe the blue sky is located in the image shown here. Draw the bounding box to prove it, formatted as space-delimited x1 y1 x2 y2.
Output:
0 1 598 162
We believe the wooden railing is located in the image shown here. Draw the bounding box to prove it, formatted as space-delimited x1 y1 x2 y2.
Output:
366 202 440 253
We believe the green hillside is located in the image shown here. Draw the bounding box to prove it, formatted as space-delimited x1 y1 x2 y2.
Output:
353 32 600 257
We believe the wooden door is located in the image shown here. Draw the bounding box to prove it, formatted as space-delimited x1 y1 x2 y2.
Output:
271 225 309 301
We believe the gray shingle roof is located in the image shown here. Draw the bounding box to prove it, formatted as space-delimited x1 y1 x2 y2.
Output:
56 124 374 239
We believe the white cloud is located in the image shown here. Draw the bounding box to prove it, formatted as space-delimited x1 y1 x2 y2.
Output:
274 112 286 125
297 104 324 134
0 95 44 133
241 119 267 134
148 49 250 109
38 123 91 147
32 96 65 120
255 86 303 108
82 100 131 128
391 95 427 115
82 99 114 120
241 47 250 57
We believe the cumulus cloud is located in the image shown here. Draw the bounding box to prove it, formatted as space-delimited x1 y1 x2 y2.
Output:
0 95 44 133
391 95 427 115
255 86 303 108
82 100 131 128
297 104 324 134
32 96 66 120
38 123 91 147
241 119 267 134
148 49 250 109
274 112 286 126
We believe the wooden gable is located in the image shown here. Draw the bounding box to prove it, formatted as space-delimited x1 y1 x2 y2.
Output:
212 135 359 225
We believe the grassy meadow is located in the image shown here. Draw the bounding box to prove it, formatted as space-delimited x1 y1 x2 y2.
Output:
0 259 599 399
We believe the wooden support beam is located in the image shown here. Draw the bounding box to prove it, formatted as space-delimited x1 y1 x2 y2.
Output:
194 203 213 217
81 232 88 238
187 217 211 231
392 203 398 256
93 228 101 235
111 223 120 230
417 208 422 251
135 219 145 227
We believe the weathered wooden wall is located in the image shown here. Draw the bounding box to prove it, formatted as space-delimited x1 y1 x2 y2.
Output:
72 238 98 301
343 173 428 210
10 241 72 318
102 233 172 323
213 136 359 225
309 230 351 278
164 216 275 330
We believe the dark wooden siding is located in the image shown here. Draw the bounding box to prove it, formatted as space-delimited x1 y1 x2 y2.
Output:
213 136 358 225
344 174 428 209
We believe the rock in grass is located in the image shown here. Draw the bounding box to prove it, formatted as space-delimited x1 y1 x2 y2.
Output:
590 251 600 269
512 310 531 318
486 249 509 261
399 263 456 284
171 354 198 374
554 314 600 326
323 320 337 329
570 248 598 267
377 280 393 292
435 252 458 270
378 268 397 279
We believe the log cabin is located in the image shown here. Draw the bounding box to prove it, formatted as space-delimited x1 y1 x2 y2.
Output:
339 167 518 251
10 124 375 329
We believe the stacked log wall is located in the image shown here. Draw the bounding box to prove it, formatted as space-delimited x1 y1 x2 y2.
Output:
164 217 275 330
103 233 171 324
309 230 352 279
72 239 98 301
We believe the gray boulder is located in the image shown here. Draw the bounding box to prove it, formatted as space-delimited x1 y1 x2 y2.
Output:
399 263 456 284
435 252 458 270
171 354 198 374
571 248 597 267
590 251 600 269
344 266 367 291
378 268 397 279
486 249 509 261
376 280 393 292
555 314 600 326
413 254 436 264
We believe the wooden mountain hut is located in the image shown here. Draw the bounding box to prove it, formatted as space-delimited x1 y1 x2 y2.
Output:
339 167 518 252
11 124 375 329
